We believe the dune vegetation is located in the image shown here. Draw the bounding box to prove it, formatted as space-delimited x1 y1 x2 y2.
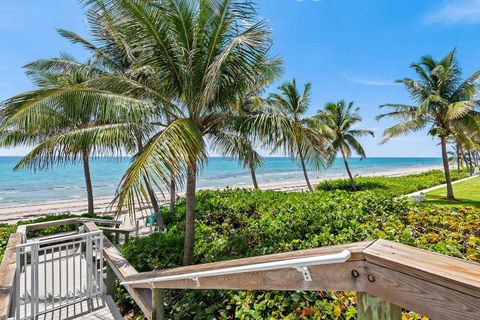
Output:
118 187 480 319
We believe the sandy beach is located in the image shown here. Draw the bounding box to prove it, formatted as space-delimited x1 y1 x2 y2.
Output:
0 165 442 225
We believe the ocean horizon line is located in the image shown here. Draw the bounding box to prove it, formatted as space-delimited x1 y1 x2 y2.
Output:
0 157 444 207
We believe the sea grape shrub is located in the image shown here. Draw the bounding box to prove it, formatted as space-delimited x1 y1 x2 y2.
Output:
119 189 407 319
121 232 184 272
230 291 357 320
392 206 480 262
180 189 407 262
0 224 17 261
315 170 469 196
118 189 480 319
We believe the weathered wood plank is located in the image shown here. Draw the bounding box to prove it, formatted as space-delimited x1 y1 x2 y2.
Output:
127 261 366 291
16 225 26 235
126 241 373 284
363 262 480 320
76 218 121 226
0 233 22 320
152 289 165 320
83 222 153 320
363 239 480 298
106 264 117 299
23 218 79 231
100 227 132 234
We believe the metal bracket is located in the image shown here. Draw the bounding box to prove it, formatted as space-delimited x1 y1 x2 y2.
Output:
192 277 201 287
295 266 312 281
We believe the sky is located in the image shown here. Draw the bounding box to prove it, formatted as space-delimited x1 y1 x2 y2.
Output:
1 0 480 157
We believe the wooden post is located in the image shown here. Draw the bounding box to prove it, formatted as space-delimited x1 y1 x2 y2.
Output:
115 223 120 244
106 264 116 300
152 288 165 320
135 220 139 238
357 292 402 320
125 233 130 244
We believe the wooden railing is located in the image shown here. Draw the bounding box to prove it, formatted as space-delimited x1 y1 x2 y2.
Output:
3 218 480 320
0 233 22 320
123 240 480 320
83 222 154 319
0 217 130 320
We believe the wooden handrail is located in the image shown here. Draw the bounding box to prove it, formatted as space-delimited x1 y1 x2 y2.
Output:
99 227 132 234
19 217 121 232
6 217 480 320
20 218 79 231
0 233 23 320
123 239 480 320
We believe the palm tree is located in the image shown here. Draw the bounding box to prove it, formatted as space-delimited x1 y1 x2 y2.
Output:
315 101 374 191
57 23 172 223
0 57 155 214
447 145 463 172
76 0 280 265
377 50 480 200
219 74 282 190
259 79 328 192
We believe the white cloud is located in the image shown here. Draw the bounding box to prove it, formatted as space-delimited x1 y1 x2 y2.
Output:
342 73 397 86
425 0 480 25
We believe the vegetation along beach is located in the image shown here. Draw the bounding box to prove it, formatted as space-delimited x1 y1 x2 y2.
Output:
1 1 480 320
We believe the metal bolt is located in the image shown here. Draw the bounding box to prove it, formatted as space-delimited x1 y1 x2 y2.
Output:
367 274 376 282
351 270 360 278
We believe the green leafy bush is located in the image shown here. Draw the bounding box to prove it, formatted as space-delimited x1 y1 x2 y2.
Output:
119 189 407 319
119 188 480 319
315 170 468 196
0 225 17 261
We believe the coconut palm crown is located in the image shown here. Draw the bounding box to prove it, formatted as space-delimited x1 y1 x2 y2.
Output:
257 79 328 192
74 0 282 265
315 100 374 191
377 49 480 200
0 56 156 214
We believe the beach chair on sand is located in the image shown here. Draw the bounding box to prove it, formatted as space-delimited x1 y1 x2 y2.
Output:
145 213 157 226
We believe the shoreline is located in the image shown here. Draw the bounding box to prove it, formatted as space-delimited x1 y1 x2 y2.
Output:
0 165 442 224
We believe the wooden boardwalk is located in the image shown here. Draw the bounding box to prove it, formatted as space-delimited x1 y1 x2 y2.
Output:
34 296 121 320
16 240 121 320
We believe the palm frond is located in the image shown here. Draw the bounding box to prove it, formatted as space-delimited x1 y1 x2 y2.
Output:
113 118 206 217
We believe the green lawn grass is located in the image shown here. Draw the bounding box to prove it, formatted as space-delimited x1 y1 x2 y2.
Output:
424 176 480 208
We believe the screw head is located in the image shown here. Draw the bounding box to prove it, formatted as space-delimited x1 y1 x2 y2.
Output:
367 274 376 282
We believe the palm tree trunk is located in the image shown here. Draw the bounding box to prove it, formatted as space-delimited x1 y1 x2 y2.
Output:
456 140 461 173
81 149 94 214
340 147 356 191
249 161 259 189
183 162 197 266
169 177 176 213
440 136 455 200
298 152 313 192
460 144 468 169
144 180 165 230
468 150 475 173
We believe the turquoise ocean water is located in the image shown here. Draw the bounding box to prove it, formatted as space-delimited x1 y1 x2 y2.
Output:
0 157 442 207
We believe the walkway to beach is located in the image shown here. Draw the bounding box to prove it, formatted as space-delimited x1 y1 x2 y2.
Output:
15 229 122 320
